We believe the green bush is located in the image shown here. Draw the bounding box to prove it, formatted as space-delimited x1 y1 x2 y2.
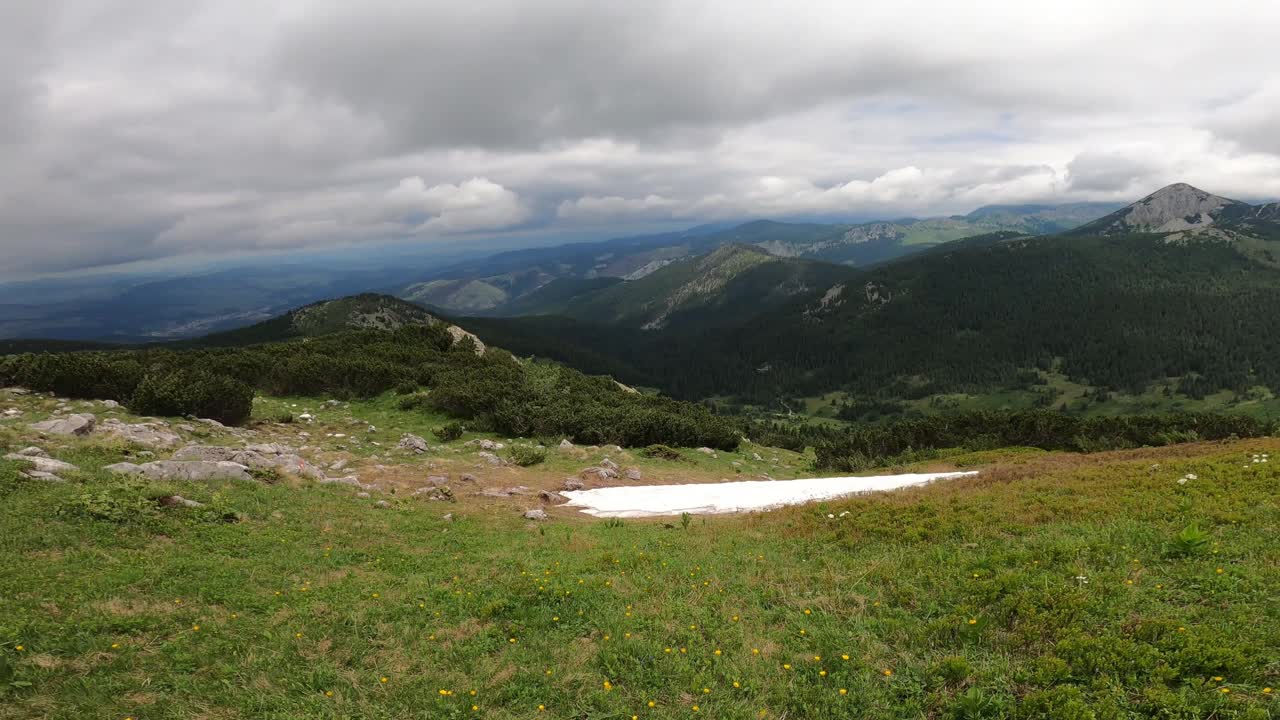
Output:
56 481 159 525
507 445 547 467
640 444 682 461
433 421 465 443
128 369 254 425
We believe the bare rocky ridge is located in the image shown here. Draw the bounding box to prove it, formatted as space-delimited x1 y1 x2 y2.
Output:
1074 183 1250 235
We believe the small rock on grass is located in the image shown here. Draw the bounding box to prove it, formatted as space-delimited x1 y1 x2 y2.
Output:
523 508 548 521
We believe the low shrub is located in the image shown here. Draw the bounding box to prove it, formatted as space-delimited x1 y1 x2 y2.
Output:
433 421 465 443
128 368 254 425
507 445 547 467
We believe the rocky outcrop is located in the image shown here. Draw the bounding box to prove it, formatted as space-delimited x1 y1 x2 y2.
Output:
106 460 253 483
98 419 182 448
171 444 325 479
29 413 96 436
580 466 618 482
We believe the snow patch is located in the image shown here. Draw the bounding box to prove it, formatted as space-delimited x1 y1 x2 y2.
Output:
559 471 977 518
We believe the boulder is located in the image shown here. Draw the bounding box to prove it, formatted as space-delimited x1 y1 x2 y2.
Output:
2 408 22 418
4 454 78 474
426 475 450 485
172 445 325 480
481 486 529 498
397 433 429 454
696 447 715 455
29 413 96 436
98 419 182 448
102 399 120 409
104 462 144 475
468 439 504 451
374 500 392 509
356 491 371 499
563 478 586 491
579 466 618 482
624 467 642 481
460 473 478 482
16 446 47 457
600 458 620 472
523 508 548 521
328 458 349 472
558 439 575 450
478 451 503 466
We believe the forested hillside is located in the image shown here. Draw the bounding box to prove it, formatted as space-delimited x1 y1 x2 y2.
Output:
464 189 1280 412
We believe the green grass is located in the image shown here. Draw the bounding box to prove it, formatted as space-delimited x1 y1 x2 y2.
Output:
2 404 1279 718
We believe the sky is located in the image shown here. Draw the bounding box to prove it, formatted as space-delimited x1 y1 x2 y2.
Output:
2 0 1280 278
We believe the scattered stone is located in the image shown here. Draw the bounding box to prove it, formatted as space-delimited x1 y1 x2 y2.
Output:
563 478 585 491
102 399 120 409
172 445 325 480
196 418 227 429
558 439 574 450
397 433 429 454
157 495 203 508
478 451 503 466
329 459 349 472
176 423 197 433
752 452 764 461
624 467 642 481
323 400 342 407
538 491 561 503
480 486 529 498
5 453 78 474
374 500 392 509
104 462 143 475
523 508 548 521
16 446 46 457
460 473 478 482
600 458 620 472
98 418 182 448
356 491 371 499
696 447 715 455
2 408 23 418
29 413 96 436
426 474 450 485
4 387 30 395
245 443 296 455
298 413 314 423
468 439 504 451
442 513 454 522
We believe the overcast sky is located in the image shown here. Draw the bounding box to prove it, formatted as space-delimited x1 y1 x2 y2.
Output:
2 0 1280 277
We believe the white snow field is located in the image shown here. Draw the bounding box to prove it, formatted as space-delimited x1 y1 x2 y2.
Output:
559 471 979 518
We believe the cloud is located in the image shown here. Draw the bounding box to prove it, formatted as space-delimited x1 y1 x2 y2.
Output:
388 177 531 233
2 0 1280 277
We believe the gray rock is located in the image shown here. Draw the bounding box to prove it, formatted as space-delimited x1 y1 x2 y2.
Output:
98 419 182 448
356 491 371 499
397 433 429 454
413 485 454 501
102 399 120 409
21 470 67 483
563 478 586 491
195 418 227 429
104 462 144 475
460 473 478 482
374 500 392 509
696 447 716 455
2 408 23 418
579 466 618 482
5 453 79 474
600 458 620 472
318 476 375 491
624 467 642 481
523 508 548 521
328 459 349 471
157 494 203 508
480 486 529 498
470 439 503 451
752 452 764 461
16 446 47 457
558 439 574 450
172 445 325 479
245 443 296 455
426 474 450 485
29 413 96 436
442 513 454 522
478 451 503 466
111 460 253 482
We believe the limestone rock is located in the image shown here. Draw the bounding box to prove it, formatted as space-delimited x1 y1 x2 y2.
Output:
4 454 78 474
523 508 548 521
563 478 585 491
98 419 182 448
16 446 47 457
478 451 503 466
397 433 429 454
558 439 574 450
157 495 203 508
110 460 253 482
29 413 96 436
579 466 618 482
624 467 642 481
22 470 67 483
600 458 620 472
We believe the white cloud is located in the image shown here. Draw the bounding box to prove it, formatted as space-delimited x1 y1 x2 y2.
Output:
2 0 1280 276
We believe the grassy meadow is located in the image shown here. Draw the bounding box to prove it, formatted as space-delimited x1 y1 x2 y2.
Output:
1 393 1278 719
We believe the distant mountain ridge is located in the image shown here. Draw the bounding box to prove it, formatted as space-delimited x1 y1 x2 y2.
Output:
1074 183 1280 240
401 201 1121 315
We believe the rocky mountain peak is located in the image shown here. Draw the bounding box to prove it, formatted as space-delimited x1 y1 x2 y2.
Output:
1074 183 1246 235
